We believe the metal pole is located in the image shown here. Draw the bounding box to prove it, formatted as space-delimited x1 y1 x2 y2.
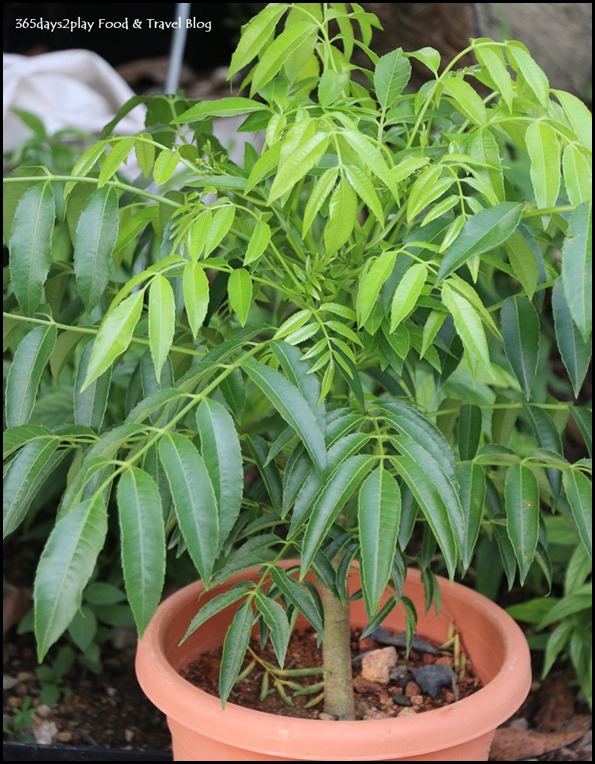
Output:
165 3 191 93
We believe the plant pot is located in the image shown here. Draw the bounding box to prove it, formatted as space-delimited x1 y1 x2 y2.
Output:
135 563 531 761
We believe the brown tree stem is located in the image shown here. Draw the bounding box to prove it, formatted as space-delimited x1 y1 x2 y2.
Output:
320 585 356 720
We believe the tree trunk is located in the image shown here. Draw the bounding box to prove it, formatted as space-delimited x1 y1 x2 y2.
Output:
320 584 356 720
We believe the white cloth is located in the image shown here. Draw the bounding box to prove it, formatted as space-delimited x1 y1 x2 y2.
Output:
3 49 146 151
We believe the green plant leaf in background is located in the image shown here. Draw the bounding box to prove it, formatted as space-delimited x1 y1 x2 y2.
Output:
74 341 112 430
6 325 57 428
563 470 592 558
34 496 108 659
196 399 243 547
458 463 486 571
457 404 482 460
74 187 119 313
552 280 592 398
358 466 401 618
525 122 561 212
9 183 55 315
148 275 176 382
501 296 540 399
505 464 540 584
159 433 219 583
117 467 165 635
561 203 592 341
82 291 144 389
437 203 523 283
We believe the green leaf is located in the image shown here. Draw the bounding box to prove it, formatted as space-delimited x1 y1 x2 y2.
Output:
229 4 287 76
152 148 180 185
301 455 374 575
358 466 401 617
507 42 549 107
357 251 397 326
204 206 236 256
443 77 487 125
255 592 290 668
159 433 219 582
562 203 592 342
244 360 326 473
563 470 592 558
302 168 338 236
324 177 357 254
182 583 253 641
34 496 108 659
9 183 55 315
505 464 540 584
458 404 482 460
135 136 155 178
270 567 323 634
378 399 457 483
269 132 329 203
220 601 253 705
571 406 592 459
406 166 453 223
437 202 523 283
552 280 591 398
74 341 111 430
392 454 458 578
148 275 176 382
3 424 53 459
391 156 430 185
97 138 134 187
183 261 209 338
82 291 144 390
441 282 491 373
468 129 505 203
506 230 539 300
407 47 441 74
389 263 427 331
196 399 243 547
3 438 60 537
501 296 540 399
525 122 560 212
228 268 253 327
344 165 384 226
553 90 592 151
374 49 411 109
474 46 514 110
175 98 268 124
251 22 316 94
563 145 591 206
458 462 486 570
541 621 573 678
117 468 165 635
341 131 396 195
73 187 119 313
244 220 271 266
6 325 57 428
270 341 322 421
537 585 592 629
68 607 98 653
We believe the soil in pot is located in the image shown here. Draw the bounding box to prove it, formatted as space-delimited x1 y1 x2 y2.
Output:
181 626 482 721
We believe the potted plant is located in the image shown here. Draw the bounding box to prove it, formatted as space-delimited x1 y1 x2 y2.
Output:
3 2 591 760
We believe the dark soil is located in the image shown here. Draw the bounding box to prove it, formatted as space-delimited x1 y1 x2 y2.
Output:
182 627 480 721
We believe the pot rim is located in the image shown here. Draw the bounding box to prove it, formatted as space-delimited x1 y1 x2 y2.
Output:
136 564 531 760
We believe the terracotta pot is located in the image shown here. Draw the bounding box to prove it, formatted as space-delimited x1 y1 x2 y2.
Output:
136 563 531 761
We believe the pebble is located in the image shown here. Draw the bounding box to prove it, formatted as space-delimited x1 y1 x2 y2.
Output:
363 708 386 720
318 712 337 721
7 696 22 708
361 647 398 685
56 731 73 743
358 637 379 652
33 720 58 745
435 656 453 666
125 729 135 742
36 705 52 719
398 707 417 716
106 687 117 697
391 693 411 707
410 695 424 707
422 653 434 664
353 675 384 694
405 681 421 697
3 675 18 691
17 671 36 682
